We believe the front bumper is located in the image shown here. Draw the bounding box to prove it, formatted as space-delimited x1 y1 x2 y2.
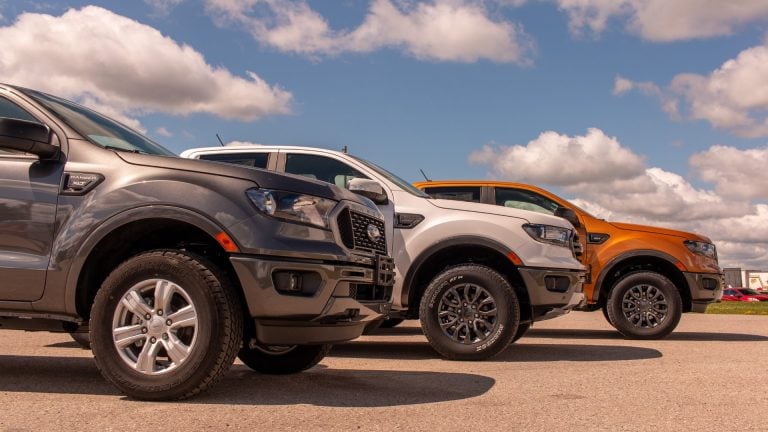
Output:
684 271 724 313
231 254 394 345
518 267 586 322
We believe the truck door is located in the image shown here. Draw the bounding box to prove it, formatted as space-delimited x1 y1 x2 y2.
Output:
0 96 64 301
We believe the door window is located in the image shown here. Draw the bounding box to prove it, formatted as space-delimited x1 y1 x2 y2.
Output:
495 188 560 215
199 152 269 168
0 98 36 122
284 153 368 188
0 98 38 155
421 186 481 203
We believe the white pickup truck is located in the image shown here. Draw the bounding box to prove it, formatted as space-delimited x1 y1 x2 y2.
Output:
182 144 586 360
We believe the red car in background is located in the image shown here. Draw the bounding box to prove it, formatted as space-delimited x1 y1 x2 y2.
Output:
721 288 768 302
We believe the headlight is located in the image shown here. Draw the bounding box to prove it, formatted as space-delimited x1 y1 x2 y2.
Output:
747 297 760 302
522 224 572 248
246 189 336 229
684 240 717 259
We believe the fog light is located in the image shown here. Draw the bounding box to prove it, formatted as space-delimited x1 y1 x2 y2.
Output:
272 270 322 296
274 271 302 293
702 278 718 290
544 276 570 293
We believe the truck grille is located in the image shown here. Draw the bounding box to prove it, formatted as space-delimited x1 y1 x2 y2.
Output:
349 284 393 302
337 208 387 254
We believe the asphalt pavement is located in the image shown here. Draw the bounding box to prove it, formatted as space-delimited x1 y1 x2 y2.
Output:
1 311 767 431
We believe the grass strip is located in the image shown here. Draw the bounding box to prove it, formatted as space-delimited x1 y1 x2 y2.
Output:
706 302 768 315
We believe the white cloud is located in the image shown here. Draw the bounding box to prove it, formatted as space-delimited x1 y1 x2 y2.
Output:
156 126 173 137
470 128 768 268
0 6 292 129
145 0 185 16
618 41 768 138
557 0 628 37
469 128 646 186
613 76 679 119
557 0 768 42
690 145 768 201
205 0 533 63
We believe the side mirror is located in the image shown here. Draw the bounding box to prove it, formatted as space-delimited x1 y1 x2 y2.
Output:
0 117 58 159
554 206 581 228
347 178 388 205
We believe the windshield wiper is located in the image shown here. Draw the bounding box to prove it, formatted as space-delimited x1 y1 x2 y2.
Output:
102 145 143 154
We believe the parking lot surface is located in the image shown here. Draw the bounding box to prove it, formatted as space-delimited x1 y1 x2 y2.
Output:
1 312 767 431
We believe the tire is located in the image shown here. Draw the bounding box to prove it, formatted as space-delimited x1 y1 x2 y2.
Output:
510 322 530 343
380 318 404 329
419 264 520 361
69 332 91 349
601 304 612 325
606 271 682 340
90 250 243 400
238 344 331 374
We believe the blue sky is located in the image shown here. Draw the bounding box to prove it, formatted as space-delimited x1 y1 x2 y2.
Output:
1 0 768 268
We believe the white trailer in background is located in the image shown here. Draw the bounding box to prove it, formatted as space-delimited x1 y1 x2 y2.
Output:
723 268 768 290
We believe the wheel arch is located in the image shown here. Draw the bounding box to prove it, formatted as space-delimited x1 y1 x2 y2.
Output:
65 206 240 319
401 236 531 321
594 250 691 311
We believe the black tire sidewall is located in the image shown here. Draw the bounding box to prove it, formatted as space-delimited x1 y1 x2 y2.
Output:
607 271 682 340
238 344 331 374
420 265 519 360
511 322 531 343
91 251 230 399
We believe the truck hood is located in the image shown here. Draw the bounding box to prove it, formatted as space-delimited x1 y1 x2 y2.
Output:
116 152 370 205
609 221 712 242
429 198 574 229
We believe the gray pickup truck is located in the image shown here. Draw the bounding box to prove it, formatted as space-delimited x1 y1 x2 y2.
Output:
0 84 394 400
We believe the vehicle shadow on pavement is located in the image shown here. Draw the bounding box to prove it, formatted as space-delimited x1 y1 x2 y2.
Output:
521 329 768 342
200 366 495 406
0 355 495 406
331 341 661 362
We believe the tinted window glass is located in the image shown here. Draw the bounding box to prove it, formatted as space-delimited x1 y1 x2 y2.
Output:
495 188 560 215
199 152 268 168
285 154 368 188
0 98 37 155
423 186 481 203
0 98 36 122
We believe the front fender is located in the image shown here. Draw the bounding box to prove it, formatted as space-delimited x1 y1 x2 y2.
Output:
59 205 229 316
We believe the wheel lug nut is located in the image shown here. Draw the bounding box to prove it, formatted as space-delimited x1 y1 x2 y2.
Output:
162 333 168 340
150 337 156 343
166 319 172 326
141 327 148 334
157 310 163 316
145 313 151 320
475 314 479 317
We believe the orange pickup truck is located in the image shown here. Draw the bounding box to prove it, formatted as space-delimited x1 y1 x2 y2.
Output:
414 180 723 340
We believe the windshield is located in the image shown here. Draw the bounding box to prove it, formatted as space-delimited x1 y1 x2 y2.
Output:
351 155 430 198
740 288 760 295
23 89 176 156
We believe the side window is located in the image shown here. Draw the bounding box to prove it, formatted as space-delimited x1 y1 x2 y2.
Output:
0 98 37 122
284 153 367 188
0 97 38 156
495 188 560 215
422 186 481 203
198 152 268 169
